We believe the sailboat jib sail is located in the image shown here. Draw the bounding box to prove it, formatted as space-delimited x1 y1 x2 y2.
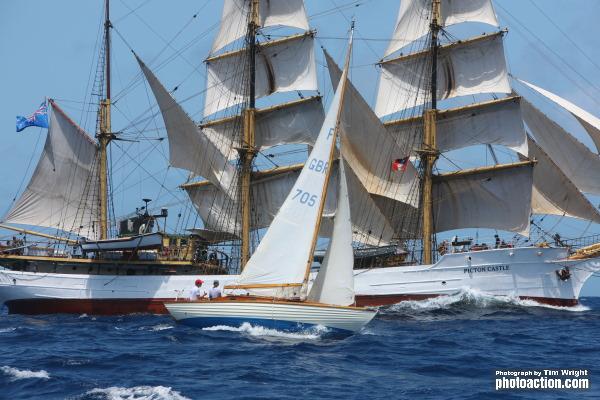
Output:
136 55 237 194
519 79 600 153
385 0 499 57
376 31 511 117
224 35 352 298
204 32 318 117
385 96 528 156
4 100 100 239
211 0 309 54
308 159 354 307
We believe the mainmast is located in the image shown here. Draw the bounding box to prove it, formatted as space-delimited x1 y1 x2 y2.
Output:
97 0 112 240
421 0 441 264
240 0 260 268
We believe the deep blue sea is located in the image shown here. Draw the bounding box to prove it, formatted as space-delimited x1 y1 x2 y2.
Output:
1 291 599 400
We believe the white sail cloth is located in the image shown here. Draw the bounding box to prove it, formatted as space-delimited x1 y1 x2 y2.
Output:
204 33 318 117
201 96 324 160
433 164 534 235
376 32 511 117
137 56 236 193
4 101 99 239
211 0 309 53
525 139 600 223
229 53 349 298
385 97 528 155
519 79 600 153
521 99 600 195
385 0 499 57
185 162 396 246
308 159 354 306
325 51 420 207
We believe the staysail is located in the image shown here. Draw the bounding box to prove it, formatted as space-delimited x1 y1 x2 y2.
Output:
137 55 237 193
4 101 99 239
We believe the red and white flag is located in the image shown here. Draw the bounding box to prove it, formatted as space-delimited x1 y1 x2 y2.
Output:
391 157 409 172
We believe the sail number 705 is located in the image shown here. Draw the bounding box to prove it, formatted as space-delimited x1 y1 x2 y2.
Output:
293 189 318 207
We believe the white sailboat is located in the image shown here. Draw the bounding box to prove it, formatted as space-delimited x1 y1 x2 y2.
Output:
165 27 375 334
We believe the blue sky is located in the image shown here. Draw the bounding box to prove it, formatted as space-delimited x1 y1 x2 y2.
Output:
1 0 599 294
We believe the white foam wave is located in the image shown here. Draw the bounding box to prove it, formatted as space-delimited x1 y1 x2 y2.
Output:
145 324 174 332
202 322 327 340
1 366 50 381
0 327 16 333
385 288 590 312
86 386 190 400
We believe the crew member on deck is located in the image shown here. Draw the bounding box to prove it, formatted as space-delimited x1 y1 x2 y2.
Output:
189 279 207 301
209 280 222 300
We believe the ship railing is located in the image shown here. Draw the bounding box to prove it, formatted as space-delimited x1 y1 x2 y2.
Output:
560 234 600 251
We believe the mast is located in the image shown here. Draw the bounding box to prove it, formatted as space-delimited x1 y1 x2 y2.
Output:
421 0 441 264
239 0 259 268
97 0 112 240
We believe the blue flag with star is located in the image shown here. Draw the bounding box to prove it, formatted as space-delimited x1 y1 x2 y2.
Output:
16 100 49 132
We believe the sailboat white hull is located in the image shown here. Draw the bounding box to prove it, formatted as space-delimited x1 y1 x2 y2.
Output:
1 247 598 314
164 298 376 333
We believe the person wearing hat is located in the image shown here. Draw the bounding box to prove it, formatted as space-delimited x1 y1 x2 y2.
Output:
188 279 207 301
209 280 222 300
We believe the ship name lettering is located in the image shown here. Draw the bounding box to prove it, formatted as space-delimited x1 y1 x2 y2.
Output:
464 265 510 274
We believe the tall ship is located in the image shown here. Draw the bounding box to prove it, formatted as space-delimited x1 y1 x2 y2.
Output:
1 0 599 315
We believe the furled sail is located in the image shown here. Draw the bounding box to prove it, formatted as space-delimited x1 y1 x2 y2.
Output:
204 32 318 117
4 101 99 238
325 50 420 207
308 159 354 306
525 139 600 223
137 56 236 193
385 96 527 155
521 98 600 195
226 50 349 298
212 0 309 53
376 32 511 117
200 96 324 160
184 162 396 246
519 79 600 153
433 162 534 235
385 0 499 57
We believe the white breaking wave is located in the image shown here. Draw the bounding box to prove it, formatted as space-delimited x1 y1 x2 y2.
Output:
86 386 190 400
145 324 174 332
385 288 590 312
0 327 16 333
202 322 328 340
1 366 50 381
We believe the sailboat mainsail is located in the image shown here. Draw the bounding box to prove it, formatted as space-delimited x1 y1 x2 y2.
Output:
225 33 352 298
4 101 100 239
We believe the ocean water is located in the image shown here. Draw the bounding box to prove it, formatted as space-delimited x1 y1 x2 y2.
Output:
1 291 599 400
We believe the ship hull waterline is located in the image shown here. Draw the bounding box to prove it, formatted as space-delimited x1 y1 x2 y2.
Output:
164 297 377 334
1 247 598 315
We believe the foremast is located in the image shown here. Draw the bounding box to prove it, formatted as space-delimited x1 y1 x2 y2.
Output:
97 0 112 240
240 0 260 268
421 0 441 264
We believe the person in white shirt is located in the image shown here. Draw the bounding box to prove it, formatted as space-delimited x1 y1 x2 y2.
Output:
189 279 207 301
209 280 222 300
